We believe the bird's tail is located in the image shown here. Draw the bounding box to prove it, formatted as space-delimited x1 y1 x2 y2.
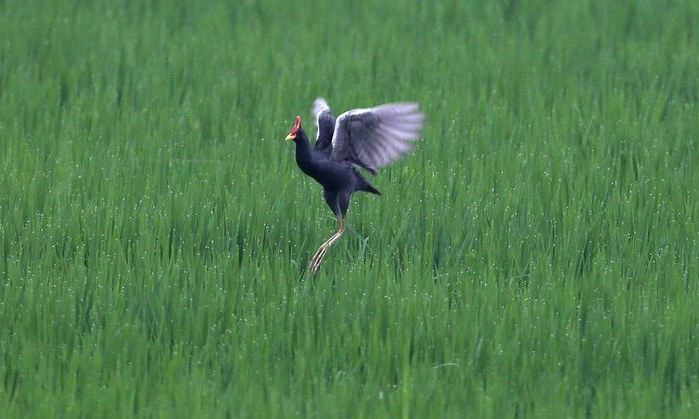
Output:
355 172 381 195
362 183 381 195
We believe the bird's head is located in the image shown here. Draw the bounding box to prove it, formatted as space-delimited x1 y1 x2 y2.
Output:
285 116 302 142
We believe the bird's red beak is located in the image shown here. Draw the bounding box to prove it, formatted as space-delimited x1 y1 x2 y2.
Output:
285 116 301 141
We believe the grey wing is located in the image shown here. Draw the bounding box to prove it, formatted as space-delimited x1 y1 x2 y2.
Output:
312 98 335 156
330 102 424 173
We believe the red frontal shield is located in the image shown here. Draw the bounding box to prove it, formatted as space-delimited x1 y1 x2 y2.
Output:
290 116 301 135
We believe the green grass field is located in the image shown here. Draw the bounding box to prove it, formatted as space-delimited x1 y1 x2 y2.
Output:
1 0 698 417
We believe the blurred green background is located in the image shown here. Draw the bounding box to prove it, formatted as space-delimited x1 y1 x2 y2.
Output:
1 0 698 417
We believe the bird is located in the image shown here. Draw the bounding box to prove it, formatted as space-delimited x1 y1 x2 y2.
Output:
285 98 424 275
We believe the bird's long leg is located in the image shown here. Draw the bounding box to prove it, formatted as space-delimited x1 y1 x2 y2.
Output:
309 218 345 275
309 218 345 274
309 231 342 275
311 229 343 270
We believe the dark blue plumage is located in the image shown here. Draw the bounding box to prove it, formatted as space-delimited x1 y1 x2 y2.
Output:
292 126 380 218
285 98 423 275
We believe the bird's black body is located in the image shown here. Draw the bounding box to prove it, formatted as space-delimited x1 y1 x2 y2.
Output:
285 98 423 275
293 128 380 217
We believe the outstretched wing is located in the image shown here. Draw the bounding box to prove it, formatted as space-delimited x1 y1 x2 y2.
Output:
312 98 335 157
330 103 424 174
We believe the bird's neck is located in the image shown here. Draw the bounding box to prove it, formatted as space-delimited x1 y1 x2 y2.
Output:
294 132 314 169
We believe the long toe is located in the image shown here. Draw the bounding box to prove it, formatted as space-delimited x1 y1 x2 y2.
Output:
309 246 327 275
310 247 330 275
310 245 325 265
310 252 324 275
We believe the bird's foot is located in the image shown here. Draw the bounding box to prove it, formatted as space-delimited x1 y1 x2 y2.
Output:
308 218 345 276
309 244 330 275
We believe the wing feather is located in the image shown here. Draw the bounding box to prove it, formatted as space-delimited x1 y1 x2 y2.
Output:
312 98 335 156
330 102 424 172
